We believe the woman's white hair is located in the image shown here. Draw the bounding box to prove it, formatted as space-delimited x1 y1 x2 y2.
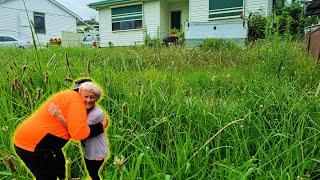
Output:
79 82 101 99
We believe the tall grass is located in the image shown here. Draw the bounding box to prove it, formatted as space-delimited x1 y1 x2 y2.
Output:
0 40 319 179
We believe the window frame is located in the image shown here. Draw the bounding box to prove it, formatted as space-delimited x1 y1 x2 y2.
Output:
209 0 244 20
111 4 143 32
33 12 46 34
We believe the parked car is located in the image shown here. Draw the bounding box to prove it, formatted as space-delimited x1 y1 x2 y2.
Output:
0 35 31 48
81 34 100 48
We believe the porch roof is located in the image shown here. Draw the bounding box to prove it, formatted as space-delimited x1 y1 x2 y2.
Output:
88 0 187 10
305 0 320 16
88 0 144 10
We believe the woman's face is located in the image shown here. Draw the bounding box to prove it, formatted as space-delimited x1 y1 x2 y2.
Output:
80 89 98 110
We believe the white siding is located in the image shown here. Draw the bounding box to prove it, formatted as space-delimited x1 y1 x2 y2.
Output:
189 0 208 22
0 0 77 44
189 0 271 23
245 0 270 16
267 0 273 16
98 4 145 47
169 2 189 31
144 1 160 38
99 1 162 47
160 1 169 39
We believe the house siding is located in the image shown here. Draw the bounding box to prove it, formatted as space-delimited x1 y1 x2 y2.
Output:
189 0 272 24
144 1 160 38
245 0 272 16
160 1 169 39
99 1 162 47
99 3 146 47
0 0 77 44
169 2 189 31
189 0 208 22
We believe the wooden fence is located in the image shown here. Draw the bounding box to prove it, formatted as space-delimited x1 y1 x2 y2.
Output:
61 31 97 47
306 24 320 62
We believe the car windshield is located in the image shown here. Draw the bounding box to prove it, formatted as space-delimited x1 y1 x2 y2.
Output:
0 36 17 42
83 35 95 42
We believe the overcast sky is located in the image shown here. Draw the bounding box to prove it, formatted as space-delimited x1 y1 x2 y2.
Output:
57 0 294 21
56 0 99 21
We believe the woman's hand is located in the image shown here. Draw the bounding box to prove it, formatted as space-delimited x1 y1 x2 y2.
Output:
49 103 62 117
101 116 108 130
48 103 67 128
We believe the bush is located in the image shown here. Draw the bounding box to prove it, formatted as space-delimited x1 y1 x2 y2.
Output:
201 38 241 51
248 13 267 41
143 33 162 48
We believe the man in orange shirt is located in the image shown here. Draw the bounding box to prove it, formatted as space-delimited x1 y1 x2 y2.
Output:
13 79 107 180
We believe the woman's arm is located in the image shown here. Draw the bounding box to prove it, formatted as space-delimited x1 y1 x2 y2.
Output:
48 103 67 128
101 115 108 129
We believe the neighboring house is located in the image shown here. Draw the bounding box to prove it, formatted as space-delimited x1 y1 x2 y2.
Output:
0 0 82 44
77 20 99 33
88 0 274 48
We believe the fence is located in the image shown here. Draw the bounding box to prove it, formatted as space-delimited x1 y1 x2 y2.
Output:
61 31 97 47
306 24 320 62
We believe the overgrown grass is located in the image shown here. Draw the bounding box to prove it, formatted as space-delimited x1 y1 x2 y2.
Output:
0 39 319 179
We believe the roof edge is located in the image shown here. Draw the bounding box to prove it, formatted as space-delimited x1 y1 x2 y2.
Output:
88 0 142 10
0 0 83 20
50 0 83 21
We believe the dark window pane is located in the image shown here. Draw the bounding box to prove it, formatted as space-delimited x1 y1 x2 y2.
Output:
34 12 45 34
112 20 143 31
112 5 142 16
136 20 142 29
112 22 120 31
209 0 243 10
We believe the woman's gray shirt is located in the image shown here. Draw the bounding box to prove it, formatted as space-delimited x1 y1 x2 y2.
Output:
82 106 108 160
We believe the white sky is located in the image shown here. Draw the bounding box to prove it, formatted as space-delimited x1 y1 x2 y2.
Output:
57 0 294 21
56 0 99 21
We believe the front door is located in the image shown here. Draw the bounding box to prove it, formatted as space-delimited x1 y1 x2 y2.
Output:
171 11 181 30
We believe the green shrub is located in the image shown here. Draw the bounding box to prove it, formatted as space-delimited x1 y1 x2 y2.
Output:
201 38 241 51
248 13 267 41
143 29 162 48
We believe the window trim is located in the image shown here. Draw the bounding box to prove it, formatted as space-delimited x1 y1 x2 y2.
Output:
209 0 244 20
33 12 46 34
111 4 143 32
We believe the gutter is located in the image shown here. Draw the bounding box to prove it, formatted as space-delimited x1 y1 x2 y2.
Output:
88 0 147 10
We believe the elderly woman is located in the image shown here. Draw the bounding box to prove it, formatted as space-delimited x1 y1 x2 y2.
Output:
50 82 109 180
13 79 107 180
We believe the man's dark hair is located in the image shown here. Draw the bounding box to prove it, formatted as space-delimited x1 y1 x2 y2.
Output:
73 78 92 91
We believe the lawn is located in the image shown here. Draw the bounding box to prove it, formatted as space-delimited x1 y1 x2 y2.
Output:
0 39 319 179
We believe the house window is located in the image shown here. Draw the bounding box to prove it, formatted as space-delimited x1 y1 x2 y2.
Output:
34 12 46 34
209 0 243 20
111 4 142 31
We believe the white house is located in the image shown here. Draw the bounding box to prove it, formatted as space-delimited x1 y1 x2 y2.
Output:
89 0 274 48
0 0 82 44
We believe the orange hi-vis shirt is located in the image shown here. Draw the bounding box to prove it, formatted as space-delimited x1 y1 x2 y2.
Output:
14 90 90 152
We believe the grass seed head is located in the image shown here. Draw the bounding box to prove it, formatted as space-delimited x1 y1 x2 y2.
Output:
23 88 30 102
6 156 16 172
65 77 73 82
87 59 91 75
12 78 20 91
113 155 125 169
21 64 28 72
35 87 42 102
28 76 34 86
44 73 49 83
2 126 9 132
